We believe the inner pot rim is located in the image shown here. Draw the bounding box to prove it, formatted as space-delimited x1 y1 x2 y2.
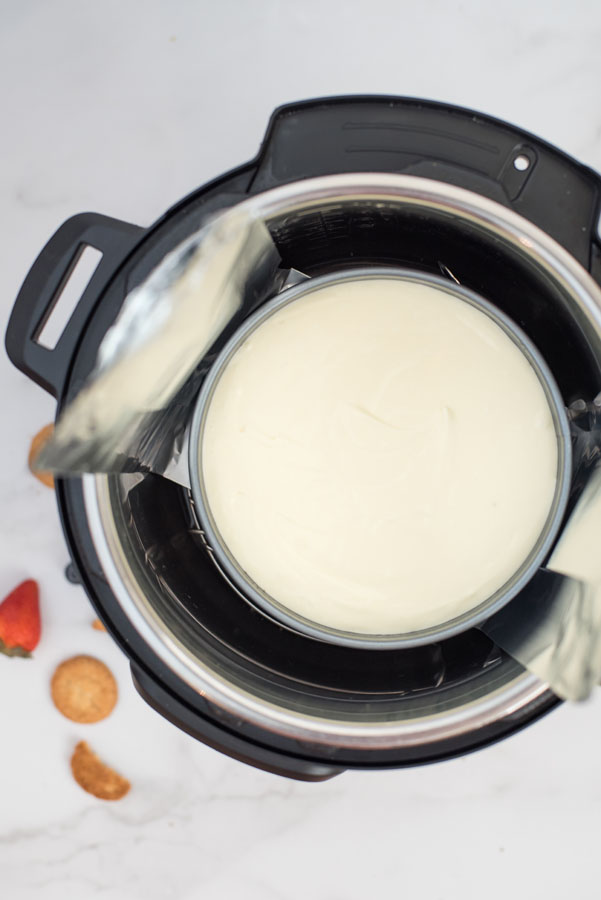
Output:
82 172 601 747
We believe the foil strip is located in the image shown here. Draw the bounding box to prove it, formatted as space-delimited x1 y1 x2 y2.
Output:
37 206 283 478
481 401 601 701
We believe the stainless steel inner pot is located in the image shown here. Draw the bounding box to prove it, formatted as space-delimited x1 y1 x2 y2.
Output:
189 267 572 649
83 174 601 751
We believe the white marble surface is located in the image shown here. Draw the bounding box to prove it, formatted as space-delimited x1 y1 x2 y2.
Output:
2 1 601 897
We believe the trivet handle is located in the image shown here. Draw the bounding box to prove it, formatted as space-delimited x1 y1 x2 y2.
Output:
5 213 143 398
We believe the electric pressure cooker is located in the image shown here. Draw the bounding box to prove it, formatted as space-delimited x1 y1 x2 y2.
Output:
6 96 601 780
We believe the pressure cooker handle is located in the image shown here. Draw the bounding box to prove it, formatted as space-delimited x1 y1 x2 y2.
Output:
5 213 144 398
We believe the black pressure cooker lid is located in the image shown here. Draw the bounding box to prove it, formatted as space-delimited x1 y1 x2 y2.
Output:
8 96 601 776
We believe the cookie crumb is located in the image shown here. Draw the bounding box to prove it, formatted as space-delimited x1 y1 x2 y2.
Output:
71 741 130 800
28 424 55 488
51 655 117 723
92 618 106 632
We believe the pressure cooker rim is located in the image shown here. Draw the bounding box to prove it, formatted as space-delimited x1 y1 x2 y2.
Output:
77 170 601 749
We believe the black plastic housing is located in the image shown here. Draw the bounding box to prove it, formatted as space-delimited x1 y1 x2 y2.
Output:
6 97 601 779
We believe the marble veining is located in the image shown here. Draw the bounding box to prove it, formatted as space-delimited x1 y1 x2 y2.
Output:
2 1 601 897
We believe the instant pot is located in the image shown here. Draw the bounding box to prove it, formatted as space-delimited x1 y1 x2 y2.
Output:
6 96 601 780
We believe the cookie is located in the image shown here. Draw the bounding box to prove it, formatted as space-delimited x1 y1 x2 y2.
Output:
28 424 55 488
51 655 117 723
92 618 106 632
70 741 130 801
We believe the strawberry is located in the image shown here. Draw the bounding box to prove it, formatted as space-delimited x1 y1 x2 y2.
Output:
0 580 41 657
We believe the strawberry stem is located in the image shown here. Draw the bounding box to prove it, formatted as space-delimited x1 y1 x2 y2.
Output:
0 638 32 658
